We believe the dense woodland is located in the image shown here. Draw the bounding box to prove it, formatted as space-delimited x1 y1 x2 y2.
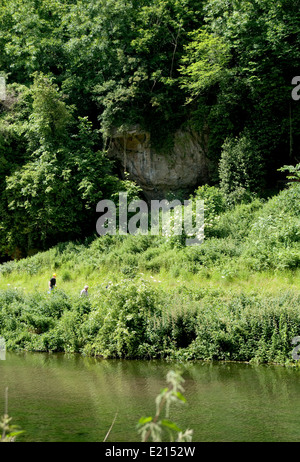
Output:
0 0 300 365
0 0 300 258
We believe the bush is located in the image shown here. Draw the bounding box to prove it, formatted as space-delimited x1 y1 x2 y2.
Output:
172 291 300 364
0 282 299 364
83 279 164 358
219 134 264 205
242 185 300 270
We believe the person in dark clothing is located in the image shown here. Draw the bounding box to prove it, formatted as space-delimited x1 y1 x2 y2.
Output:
49 273 57 292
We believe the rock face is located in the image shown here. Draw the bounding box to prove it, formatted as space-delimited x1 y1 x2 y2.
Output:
107 126 209 200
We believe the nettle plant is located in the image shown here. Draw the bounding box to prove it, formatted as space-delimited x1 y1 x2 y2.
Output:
137 370 193 443
0 388 23 443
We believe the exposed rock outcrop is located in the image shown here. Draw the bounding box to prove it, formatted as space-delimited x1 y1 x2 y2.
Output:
107 126 209 200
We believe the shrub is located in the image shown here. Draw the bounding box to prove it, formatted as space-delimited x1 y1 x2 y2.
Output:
61 270 72 282
173 291 300 364
83 279 163 358
219 134 264 204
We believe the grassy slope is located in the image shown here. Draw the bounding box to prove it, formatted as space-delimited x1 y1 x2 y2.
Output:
1 253 299 297
1 184 299 296
0 185 299 363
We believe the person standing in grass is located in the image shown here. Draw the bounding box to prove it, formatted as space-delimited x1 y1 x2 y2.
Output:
49 273 57 292
80 285 89 296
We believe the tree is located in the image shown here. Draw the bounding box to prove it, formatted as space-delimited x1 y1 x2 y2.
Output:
0 75 135 257
219 133 264 204
180 0 300 183
179 29 230 100
27 72 73 150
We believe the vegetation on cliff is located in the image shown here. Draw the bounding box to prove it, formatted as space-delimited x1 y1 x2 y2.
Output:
0 0 300 258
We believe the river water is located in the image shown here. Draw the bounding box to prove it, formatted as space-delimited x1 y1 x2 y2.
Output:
0 352 299 442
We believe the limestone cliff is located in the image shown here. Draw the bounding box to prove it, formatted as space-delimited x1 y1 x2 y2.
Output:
107 126 209 200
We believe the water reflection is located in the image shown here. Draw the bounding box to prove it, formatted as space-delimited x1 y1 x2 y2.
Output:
0 352 299 442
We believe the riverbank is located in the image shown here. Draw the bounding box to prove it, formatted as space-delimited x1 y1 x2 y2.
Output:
0 278 299 365
0 185 299 365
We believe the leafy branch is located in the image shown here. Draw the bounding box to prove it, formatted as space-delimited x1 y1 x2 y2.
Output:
137 370 193 443
0 388 24 442
278 164 300 184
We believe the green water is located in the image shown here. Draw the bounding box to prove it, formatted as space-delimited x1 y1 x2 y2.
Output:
0 352 300 442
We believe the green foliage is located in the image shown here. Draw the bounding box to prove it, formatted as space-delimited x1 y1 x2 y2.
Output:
0 0 299 369
192 185 226 236
137 370 193 442
178 291 300 364
0 273 299 365
91 0 202 147
188 0 300 177
1 180 298 285
0 75 139 256
219 134 264 204
0 0 300 257
278 163 300 185
243 184 300 271
0 388 24 442
179 29 230 99
0 414 24 442
0 183 298 366
82 279 163 358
